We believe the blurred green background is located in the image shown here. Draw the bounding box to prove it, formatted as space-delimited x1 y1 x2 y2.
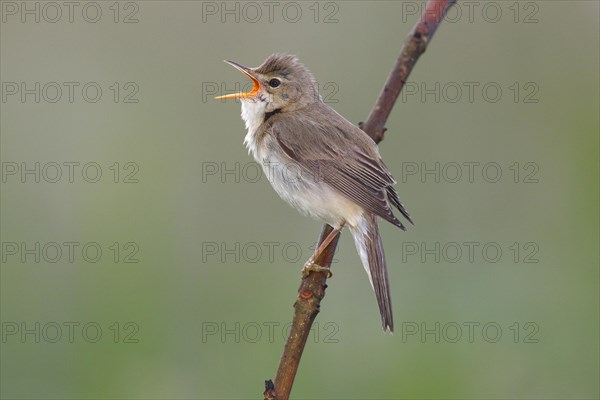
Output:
1 1 598 399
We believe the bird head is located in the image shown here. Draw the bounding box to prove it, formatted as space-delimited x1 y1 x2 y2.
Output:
215 54 320 113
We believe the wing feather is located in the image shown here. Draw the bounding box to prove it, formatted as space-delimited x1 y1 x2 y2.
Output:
269 104 411 228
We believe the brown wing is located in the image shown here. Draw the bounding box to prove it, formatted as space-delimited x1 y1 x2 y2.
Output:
268 104 412 229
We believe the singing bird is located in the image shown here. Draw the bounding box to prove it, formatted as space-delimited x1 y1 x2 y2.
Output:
216 54 412 332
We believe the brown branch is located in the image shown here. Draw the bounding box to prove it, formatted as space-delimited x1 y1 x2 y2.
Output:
264 1 456 399
361 0 457 144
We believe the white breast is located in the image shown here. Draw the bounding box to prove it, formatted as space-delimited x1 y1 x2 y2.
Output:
241 99 268 159
238 99 363 230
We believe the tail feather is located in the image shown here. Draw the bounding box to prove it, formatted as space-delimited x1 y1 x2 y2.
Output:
350 212 394 332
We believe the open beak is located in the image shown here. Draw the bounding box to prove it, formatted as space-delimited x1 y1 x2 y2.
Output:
214 60 260 100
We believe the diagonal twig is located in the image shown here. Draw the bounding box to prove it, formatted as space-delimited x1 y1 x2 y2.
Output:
264 2 457 399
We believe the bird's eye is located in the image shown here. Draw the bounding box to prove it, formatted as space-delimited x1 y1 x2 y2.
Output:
268 78 281 88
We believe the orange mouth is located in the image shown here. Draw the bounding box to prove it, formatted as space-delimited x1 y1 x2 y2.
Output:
215 60 260 100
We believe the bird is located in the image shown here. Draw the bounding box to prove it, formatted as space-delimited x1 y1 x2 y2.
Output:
215 54 412 332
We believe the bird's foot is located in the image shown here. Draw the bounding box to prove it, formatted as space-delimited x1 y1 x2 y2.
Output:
301 260 332 278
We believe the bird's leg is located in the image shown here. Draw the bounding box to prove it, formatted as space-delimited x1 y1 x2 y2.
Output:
302 223 345 278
